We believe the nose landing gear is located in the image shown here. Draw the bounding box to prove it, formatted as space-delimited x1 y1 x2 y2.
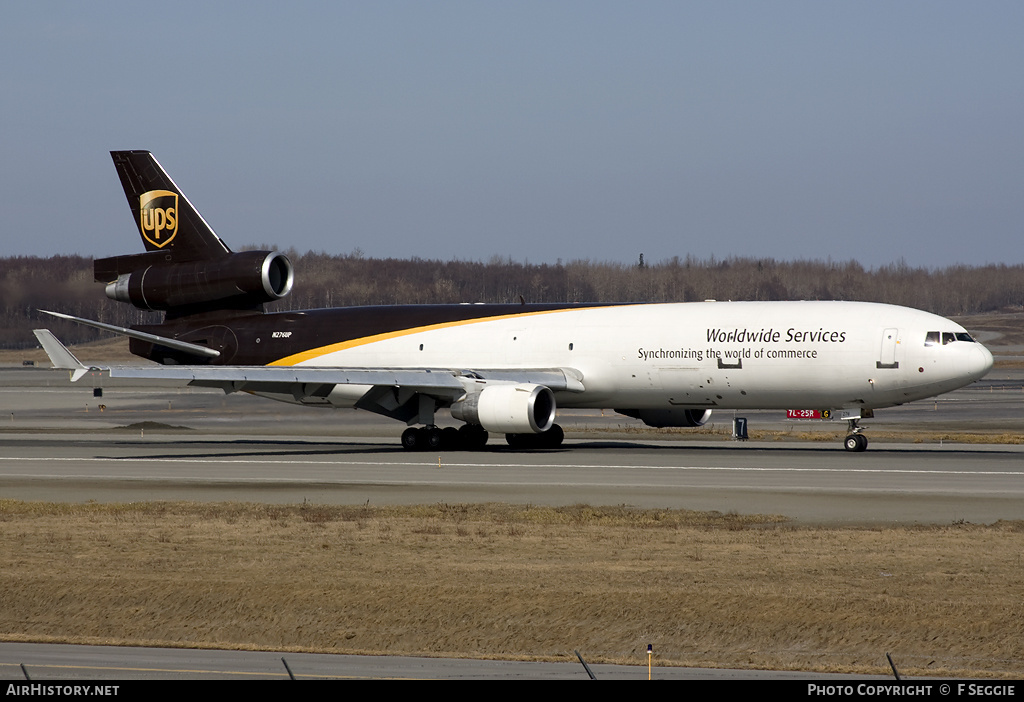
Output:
844 418 868 452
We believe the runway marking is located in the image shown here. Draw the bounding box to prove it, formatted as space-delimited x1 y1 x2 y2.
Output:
0 455 1022 476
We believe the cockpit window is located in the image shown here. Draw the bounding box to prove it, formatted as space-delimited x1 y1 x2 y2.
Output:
926 330 975 346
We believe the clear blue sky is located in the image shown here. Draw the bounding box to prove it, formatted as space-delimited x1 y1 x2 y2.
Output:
2 1 1022 268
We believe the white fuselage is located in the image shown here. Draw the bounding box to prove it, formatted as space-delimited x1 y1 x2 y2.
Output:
294 301 993 412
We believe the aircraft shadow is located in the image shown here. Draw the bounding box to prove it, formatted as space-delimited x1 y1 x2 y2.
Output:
88 437 1023 460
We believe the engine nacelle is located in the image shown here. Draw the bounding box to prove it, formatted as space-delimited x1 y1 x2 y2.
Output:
104 250 294 312
451 384 556 434
615 408 712 428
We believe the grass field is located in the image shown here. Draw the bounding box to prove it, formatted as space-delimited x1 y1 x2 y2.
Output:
2 500 1022 678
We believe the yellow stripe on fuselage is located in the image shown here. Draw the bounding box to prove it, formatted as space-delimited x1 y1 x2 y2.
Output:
267 306 608 366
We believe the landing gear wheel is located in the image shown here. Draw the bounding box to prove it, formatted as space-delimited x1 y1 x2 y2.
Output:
401 427 422 451
543 423 564 448
844 433 868 452
505 424 565 450
441 427 460 450
505 433 526 449
457 424 489 450
843 416 869 452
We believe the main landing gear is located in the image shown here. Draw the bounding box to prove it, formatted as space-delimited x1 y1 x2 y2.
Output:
844 418 868 452
401 424 489 451
505 424 564 450
400 423 566 451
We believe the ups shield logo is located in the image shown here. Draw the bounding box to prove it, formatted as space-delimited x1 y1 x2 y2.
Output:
139 190 178 248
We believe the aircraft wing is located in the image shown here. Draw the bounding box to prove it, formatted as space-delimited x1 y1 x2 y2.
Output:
32 329 585 408
106 365 583 393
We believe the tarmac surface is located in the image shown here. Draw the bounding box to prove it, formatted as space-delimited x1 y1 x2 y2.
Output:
1 641 879 681
3 431 1024 525
1 367 1023 524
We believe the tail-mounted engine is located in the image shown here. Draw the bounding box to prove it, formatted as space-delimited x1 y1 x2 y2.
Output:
96 250 294 315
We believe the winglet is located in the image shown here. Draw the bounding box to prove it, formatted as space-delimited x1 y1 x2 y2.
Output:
32 329 93 382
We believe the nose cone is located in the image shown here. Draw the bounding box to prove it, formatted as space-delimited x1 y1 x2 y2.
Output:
973 343 995 380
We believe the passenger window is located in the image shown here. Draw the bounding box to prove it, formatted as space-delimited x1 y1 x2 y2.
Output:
925 331 939 346
942 332 956 345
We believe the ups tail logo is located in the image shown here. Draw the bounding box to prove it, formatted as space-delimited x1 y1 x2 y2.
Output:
139 190 178 248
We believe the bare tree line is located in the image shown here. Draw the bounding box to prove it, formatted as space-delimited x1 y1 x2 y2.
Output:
3 252 1023 349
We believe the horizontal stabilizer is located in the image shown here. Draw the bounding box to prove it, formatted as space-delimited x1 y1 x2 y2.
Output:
39 310 221 359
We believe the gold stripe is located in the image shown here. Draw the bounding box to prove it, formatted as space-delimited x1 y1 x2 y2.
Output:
268 306 607 366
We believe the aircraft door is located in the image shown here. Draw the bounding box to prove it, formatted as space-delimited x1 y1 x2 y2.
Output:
877 328 899 369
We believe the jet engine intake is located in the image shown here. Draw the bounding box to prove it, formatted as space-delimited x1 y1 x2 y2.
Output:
616 408 712 428
451 383 556 434
104 250 294 313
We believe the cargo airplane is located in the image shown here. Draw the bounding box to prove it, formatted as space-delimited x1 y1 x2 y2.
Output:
34 151 993 452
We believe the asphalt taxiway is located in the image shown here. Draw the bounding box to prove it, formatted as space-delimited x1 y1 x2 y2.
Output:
1 641 874 681
1 367 1022 525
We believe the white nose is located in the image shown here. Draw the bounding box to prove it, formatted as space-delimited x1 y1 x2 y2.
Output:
973 343 994 379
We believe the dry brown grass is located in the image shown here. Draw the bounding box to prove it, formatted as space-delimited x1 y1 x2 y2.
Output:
2 336 136 365
1 500 1022 677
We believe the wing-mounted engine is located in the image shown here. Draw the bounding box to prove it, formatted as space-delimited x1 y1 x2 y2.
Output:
451 383 556 434
616 408 712 428
96 250 294 316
